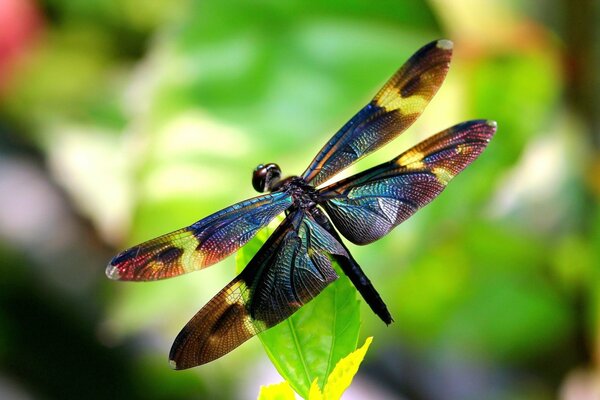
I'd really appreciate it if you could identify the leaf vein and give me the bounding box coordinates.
[288,317,312,388]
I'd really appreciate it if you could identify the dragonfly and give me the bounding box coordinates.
[107,39,497,369]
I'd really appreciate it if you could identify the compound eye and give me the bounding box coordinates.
[264,163,281,178]
[252,163,282,193]
[252,166,268,193]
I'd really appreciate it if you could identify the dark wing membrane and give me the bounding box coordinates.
[318,120,497,245]
[301,39,453,187]
[169,210,347,369]
[106,192,292,281]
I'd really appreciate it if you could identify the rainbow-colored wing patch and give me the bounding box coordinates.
[318,120,497,245]
[168,210,346,369]
[106,192,292,281]
[301,39,453,187]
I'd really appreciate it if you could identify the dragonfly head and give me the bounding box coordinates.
[252,163,281,193]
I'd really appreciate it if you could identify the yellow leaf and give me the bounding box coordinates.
[257,381,296,400]
[322,337,373,400]
[308,378,323,400]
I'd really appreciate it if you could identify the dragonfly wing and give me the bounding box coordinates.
[301,39,453,187]
[168,210,347,369]
[107,192,292,281]
[318,120,497,244]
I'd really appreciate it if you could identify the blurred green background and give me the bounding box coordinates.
[1,0,599,399]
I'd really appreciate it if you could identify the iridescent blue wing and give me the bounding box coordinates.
[301,39,453,187]
[106,192,292,281]
[168,210,347,369]
[318,120,497,245]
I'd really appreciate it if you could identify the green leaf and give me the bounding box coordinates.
[257,381,296,400]
[260,272,360,398]
[236,220,361,399]
[257,336,374,400]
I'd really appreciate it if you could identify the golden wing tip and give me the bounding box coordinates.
[436,39,453,51]
[168,359,178,370]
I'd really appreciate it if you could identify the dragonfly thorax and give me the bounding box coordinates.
[276,176,317,210]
